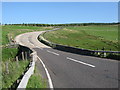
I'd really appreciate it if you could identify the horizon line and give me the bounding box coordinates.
[1,22,119,24]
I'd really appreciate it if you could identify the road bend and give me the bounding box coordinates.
[15,30,119,88]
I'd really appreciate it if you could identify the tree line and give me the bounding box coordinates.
[3,22,119,27]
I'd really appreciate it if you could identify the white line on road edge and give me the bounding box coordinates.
[47,50,59,56]
[66,57,95,68]
[37,56,54,90]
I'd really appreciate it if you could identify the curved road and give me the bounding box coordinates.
[15,29,119,88]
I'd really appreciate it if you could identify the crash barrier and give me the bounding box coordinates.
[38,33,120,60]
[17,52,37,89]
[15,45,37,89]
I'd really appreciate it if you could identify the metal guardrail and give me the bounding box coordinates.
[39,34,120,53]
[38,31,120,60]
[90,50,119,53]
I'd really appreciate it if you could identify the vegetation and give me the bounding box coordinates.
[2,25,53,45]
[1,23,119,88]
[2,48,18,61]
[2,25,51,88]
[2,58,29,88]
[2,47,30,88]
[43,25,118,51]
[4,22,119,27]
[26,66,47,88]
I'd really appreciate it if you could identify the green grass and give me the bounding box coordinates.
[2,47,30,88]
[2,25,53,45]
[2,60,29,88]
[26,66,47,88]
[2,48,18,61]
[44,25,118,51]
[2,25,51,88]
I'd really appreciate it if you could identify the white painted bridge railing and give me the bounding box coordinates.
[17,51,37,89]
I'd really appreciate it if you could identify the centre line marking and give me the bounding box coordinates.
[47,50,59,56]
[66,57,95,68]
[28,40,43,50]
[27,40,34,46]
[36,46,43,50]
[37,56,54,90]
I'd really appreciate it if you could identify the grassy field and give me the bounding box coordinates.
[2,25,53,45]
[44,25,118,51]
[2,25,51,88]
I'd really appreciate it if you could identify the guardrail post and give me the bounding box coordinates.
[22,52,25,60]
[28,50,31,57]
[25,52,27,60]
[104,52,107,57]
[97,52,100,56]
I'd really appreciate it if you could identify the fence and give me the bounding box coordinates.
[16,45,37,89]
[5,44,37,89]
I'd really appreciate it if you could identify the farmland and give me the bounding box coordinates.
[43,25,118,51]
[2,25,53,45]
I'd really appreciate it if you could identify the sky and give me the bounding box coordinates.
[1,0,120,2]
[2,2,118,24]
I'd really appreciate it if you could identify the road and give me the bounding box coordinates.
[15,29,119,88]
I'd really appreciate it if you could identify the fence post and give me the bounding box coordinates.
[25,52,27,60]
[16,56,19,67]
[6,62,9,74]
[22,52,25,60]
[16,56,18,61]
[29,50,31,58]
[9,58,10,61]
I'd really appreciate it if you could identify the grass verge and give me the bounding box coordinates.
[43,25,118,51]
[2,47,30,88]
[2,59,29,88]
[26,66,47,88]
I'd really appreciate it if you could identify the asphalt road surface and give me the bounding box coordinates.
[15,29,119,88]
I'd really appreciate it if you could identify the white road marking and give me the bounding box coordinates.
[27,40,35,46]
[30,42,35,46]
[66,57,95,68]
[37,56,54,90]
[47,50,59,56]
[28,40,43,50]
[36,46,43,50]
